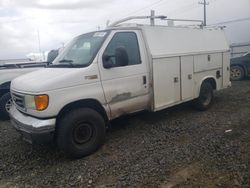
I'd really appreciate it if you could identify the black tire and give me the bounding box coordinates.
[193,82,214,111]
[0,92,12,120]
[56,108,106,158]
[230,65,244,81]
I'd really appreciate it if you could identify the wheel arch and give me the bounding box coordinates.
[203,77,217,90]
[0,81,11,98]
[197,76,217,97]
[56,99,109,126]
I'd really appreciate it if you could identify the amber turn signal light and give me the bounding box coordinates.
[34,95,49,111]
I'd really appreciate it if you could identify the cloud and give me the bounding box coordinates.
[0,0,249,59]
[0,23,37,58]
[8,0,116,10]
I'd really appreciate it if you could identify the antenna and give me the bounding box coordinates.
[150,10,155,26]
[37,29,42,60]
[106,20,110,27]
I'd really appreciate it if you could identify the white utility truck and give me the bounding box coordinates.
[9,16,231,158]
[0,62,47,120]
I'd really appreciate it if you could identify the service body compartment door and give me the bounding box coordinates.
[181,56,194,100]
[153,57,180,110]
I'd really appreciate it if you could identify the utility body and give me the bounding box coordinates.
[9,17,231,158]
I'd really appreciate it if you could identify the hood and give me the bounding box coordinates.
[11,67,98,93]
[230,56,243,64]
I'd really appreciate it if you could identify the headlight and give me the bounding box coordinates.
[25,94,49,111]
[25,95,36,110]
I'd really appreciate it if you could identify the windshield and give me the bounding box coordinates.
[52,31,109,67]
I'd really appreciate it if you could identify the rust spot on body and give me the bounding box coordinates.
[110,92,131,103]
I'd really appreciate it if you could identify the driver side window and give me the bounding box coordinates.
[103,32,141,68]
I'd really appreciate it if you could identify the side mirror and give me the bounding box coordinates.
[115,47,128,67]
[102,54,113,69]
[102,47,129,69]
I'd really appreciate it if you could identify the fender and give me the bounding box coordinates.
[196,76,217,97]
[56,98,110,124]
[0,82,11,97]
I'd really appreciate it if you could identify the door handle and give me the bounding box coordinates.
[188,74,192,80]
[174,77,179,83]
[85,75,98,80]
[143,76,147,85]
[216,70,221,78]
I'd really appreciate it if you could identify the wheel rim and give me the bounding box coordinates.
[5,99,12,112]
[230,67,242,80]
[73,122,93,144]
[200,88,212,106]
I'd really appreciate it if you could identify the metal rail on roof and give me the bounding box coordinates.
[109,15,167,27]
[109,16,204,28]
[108,9,226,29]
[164,19,204,25]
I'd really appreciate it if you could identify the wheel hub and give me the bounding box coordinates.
[231,68,242,79]
[5,99,12,112]
[73,123,93,144]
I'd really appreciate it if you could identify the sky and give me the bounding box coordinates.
[0,0,250,59]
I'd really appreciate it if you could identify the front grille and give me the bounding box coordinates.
[12,92,25,111]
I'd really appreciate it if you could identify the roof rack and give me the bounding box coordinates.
[109,15,167,27]
[109,10,204,28]
[164,18,204,26]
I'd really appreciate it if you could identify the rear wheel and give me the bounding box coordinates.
[0,92,12,120]
[56,108,106,158]
[230,65,244,81]
[193,82,214,111]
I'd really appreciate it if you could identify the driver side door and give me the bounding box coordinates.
[98,31,150,119]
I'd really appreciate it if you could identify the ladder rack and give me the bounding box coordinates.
[109,15,167,27]
[109,14,204,28]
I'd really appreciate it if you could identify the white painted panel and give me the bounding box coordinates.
[193,69,223,98]
[98,30,150,119]
[194,53,222,73]
[142,26,229,58]
[181,56,194,100]
[153,57,180,109]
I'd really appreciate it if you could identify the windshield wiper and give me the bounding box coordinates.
[48,59,75,68]
[48,59,89,68]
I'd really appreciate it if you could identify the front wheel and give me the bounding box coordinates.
[56,108,106,158]
[0,92,12,120]
[193,82,214,111]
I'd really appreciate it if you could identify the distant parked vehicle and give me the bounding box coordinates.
[230,52,250,81]
[0,62,47,120]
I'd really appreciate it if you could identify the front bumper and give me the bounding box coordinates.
[9,105,56,143]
